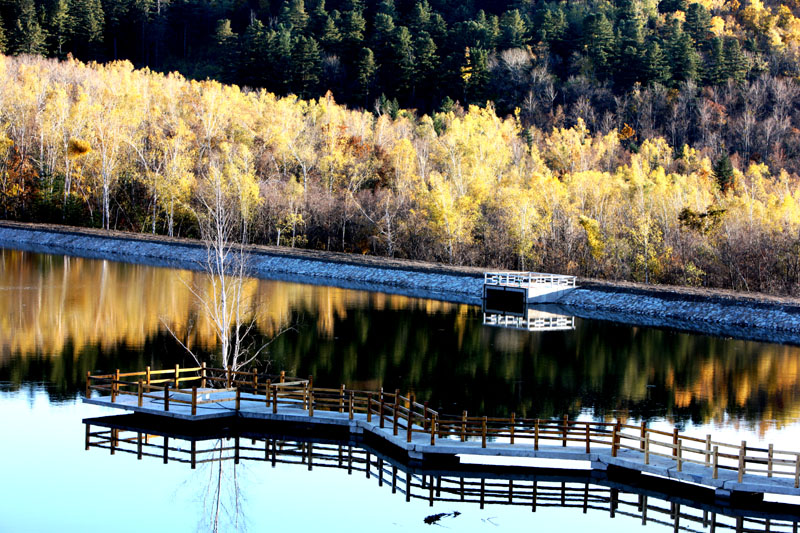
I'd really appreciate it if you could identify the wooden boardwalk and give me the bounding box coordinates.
[84,366,800,500]
[84,414,800,533]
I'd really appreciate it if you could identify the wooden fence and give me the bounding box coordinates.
[86,367,800,488]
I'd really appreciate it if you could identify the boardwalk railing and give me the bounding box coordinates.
[86,368,800,488]
[484,272,577,288]
[85,430,800,533]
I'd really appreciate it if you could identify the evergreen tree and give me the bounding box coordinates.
[309,0,328,35]
[684,3,711,47]
[714,153,734,192]
[240,20,269,87]
[705,37,726,86]
[0,15,7,53]
[67,0,103,56]
[462,46,489,103]
[392,26,415,97]
[414,31,438,98]
[281,0,309,34]
[615,14,646,87]
[643,40,670,86]
[46,0,70,56]
[377,0,396,19]
[499,9,526,49]
[340,8,365,60]
[292,35,321,97]
[11,0,48,55]
[355,46,376,105]
[583,13,614,80]
[213,19,238,84]
[410,0,432,35]
[669,29,699,83]
[319,16,341,53]
[371,12,395,68]
[723,38,748,83]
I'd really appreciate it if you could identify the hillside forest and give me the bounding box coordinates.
[0,0,800,294]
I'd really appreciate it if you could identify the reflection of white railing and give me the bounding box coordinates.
[484,272,577,288]
[483,312,576,332]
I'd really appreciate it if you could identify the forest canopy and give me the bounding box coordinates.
[1,53,800,295]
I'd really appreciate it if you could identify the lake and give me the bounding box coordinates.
[1,247,799,532]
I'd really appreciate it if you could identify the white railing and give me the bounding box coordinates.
[484,272,577,288]
[483,313,576,332]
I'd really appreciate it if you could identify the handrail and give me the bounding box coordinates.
[86,367,800,488]
[484,271,577,288]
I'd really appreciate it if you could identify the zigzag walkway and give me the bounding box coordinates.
[83,366,800,500]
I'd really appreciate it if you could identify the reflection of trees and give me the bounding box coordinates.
[3,249,800,428]
[193,439,244,533]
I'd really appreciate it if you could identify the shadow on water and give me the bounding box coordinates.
[84,414,800,531]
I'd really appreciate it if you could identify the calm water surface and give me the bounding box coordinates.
[1,248,800,532]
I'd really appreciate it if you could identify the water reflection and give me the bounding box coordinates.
[84,414,800,532]
[483,308,576,332]
[3,248,800,431]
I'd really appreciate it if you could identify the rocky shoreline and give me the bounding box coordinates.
[1,221,799,344]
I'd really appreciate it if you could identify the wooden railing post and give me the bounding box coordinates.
[406,409,413,443]
[393,390,400,436]
[265,379,271,407]
[146,366,151,392]
[640,422,646,451]
[174,364,180,389]
[85,423,91,450]
[85,371,91,399]
[137,379,143,407]
[272,386,278,414]
[562,414,568,447]
[226,368,232,389]
[585,423,590,453]
[430,413,436,446]
[768,444,774,478]
[367,394,372,423]
[200,363,206,388]
[481,416,487,448]
[535,419,539,450]
[461,411,467,442]
[349,391,354,421]
[164,383,170,412]
[339,384,345,413]
[280,371,285,383]
[794,455,800,488]
[677,439,683,472]
[672,428,679,457]
[252,368,258,392]
[738,441,746,483]
[192,387,198,416]
[713,446,719,479]
[612,421,619,457]
[236,388,241,411]
[645,432,651,464]
[309,391,314,417]
[705,435,712,467]
[379,388,385,428]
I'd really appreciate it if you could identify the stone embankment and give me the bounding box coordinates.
[2,221,799,343]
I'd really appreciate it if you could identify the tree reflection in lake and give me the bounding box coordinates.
[3,248,800,431]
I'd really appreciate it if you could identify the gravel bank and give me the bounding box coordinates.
[2,221,798,344]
